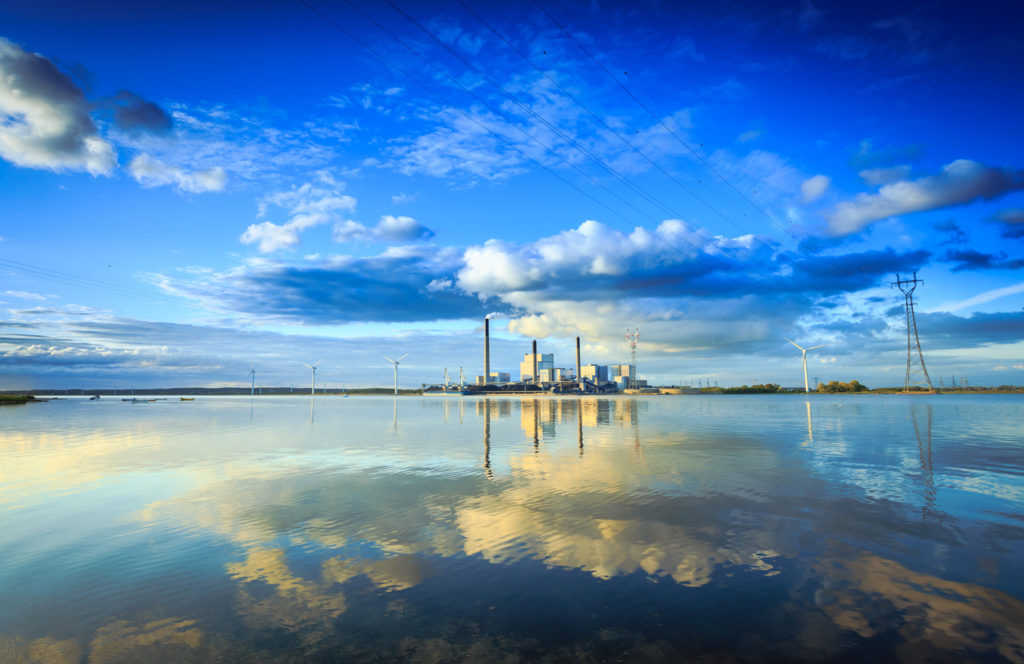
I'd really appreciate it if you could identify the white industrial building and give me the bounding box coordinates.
[476,371,511,384]
[520,353,554,382]
[580,364,608,383]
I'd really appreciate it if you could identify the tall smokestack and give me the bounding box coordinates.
[532,339,538,384]
[484,318,490,383]
[576,336,582,390]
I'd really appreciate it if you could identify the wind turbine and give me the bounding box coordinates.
[384,353,408,395]
[784,338,826,393]
[303,360,322,396]
[248,365,256,397]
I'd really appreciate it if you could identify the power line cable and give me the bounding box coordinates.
[0,257,189,306]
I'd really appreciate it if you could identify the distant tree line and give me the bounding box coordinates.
[705,383,781,394]
[816,380,868,393]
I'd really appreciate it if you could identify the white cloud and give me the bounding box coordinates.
[457,219,724,302]
[376,215,433,241]
[332,220,371,243]
[858,165,911,186]
[380,72,696,182]
[0,38,116,175]
[800,174,830,203]
[2,290,50,301]
[332,215,434,243]
[391,192,416,204]
[931,282,1024,314]
[241,183,357,253]
[129,154,226,193]
[827,160,1024,236]
[116,103,342,187]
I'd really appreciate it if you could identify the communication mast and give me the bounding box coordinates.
[892,272,933,393]
[625,328,640,389]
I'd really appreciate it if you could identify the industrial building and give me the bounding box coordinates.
[520,353,553,382]
[476,371,511,384]
[453,316,642,394]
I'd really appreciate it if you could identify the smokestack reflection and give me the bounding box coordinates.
[483,398,493,479]
[484,318,490,383]
[577,399,584,455]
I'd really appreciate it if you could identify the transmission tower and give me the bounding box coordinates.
[625,328,640,389]
[892,272,933,393]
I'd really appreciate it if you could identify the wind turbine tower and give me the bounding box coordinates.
[784,338,826,393]
[248,366,256,397]
[303,360,322,396]
[625,328,640,390]
[384,353,408,396]
[892,272,933,392]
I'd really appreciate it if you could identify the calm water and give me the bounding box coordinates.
[2,394,1023,663]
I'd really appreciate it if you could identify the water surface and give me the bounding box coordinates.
[2,394,1023,662]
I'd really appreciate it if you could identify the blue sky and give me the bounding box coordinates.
[1,0,1023,390]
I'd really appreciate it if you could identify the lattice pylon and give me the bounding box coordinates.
[892,273,933,392]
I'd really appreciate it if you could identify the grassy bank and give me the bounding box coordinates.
[0,394,34,405]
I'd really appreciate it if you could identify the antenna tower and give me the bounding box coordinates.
[625,328,640,390]
[892,272,933,393]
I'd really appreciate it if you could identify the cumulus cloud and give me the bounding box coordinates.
[333,215,434,243]
[241,183,357,252]
[376,215,434,241]
[801,174,830,203]
[826,159,1024,236]
[129,154,226,193]
[0,37,115,175]
[457,219,725,300]
[450,219,931,357]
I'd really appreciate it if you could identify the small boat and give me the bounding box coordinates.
[89,394,101,400]
[180,397,195,401]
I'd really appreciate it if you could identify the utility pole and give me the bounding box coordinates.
[625,328,640,390]
[892,272,933,393]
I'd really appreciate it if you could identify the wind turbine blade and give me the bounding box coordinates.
[314,359,323,367]
[397,353,408,362]
[383,355,395,364]
[302,363,312,369]
[783,337,805,351]
[806,344,826,351]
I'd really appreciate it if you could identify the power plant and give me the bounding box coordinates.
[424,317,647,395]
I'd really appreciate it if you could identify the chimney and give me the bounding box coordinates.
[532,339,538,384]
[576,336,582,390]
[484,318,490,383]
